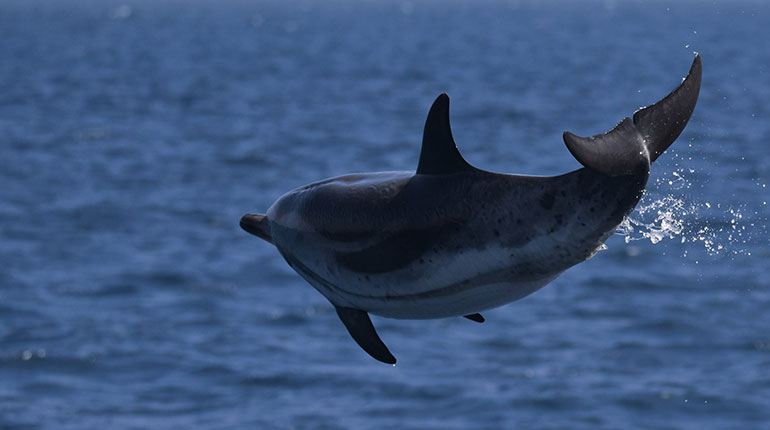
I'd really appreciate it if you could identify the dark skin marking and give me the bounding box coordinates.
[320,229,376,243]
[336,223,460,274]
[540,192,555,210]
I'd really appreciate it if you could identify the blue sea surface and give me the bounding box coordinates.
[1,0,769,428]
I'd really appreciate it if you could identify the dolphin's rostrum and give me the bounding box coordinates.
[241,55,702,364]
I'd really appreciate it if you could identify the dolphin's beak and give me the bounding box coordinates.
[240,213,273,243]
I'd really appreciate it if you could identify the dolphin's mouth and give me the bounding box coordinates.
[240,213,273,243]
[239,214,261,235]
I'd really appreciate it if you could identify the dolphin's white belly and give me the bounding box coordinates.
[272,220,581,318]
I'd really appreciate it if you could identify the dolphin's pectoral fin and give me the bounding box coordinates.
[240,213,273,244]
[335,306,397,364]
[463,313,485,323]
[416,93,476,175]
[563,54,702,176]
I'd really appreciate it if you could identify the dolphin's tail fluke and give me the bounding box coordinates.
[563,54,702,176]
[240,213,273,243]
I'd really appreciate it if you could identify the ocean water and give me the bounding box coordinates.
[1,0,769,428]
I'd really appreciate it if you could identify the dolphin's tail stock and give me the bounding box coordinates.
[563,54,702,176]
[240,213,273,244]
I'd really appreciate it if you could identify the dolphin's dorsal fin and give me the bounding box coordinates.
[416,93,475,175]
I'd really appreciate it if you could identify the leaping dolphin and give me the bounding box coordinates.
[241,54,702,364]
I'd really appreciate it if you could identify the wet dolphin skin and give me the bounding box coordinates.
[241,55,701,364]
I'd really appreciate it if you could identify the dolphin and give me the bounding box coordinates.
[241,54,702,364]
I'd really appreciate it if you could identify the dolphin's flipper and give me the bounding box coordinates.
[335,306,397,364]
[240,213,273,244]
[416,93,476,175]
[463,313,485,323]
[563,54,702,176]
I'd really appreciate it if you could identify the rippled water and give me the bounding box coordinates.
[2,1,769,429]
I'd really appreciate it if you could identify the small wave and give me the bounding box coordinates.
[618,195,686,245]
[616,168,768,256]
